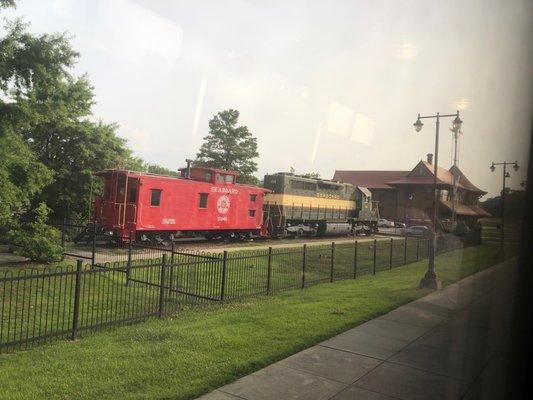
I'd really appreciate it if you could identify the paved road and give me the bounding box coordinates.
[198,258,517,400]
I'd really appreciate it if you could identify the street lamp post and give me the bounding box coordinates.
[413,111,463,290]
[490,161,519,258]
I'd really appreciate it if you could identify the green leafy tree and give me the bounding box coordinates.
[10,203,63,262]
[195,109,259,184]
[1,1,139,237]
[0,11,137,221]
[0,126,52,233]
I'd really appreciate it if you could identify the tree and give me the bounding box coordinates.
[0,9,138,221]
[195,109,259,183]
[17,76,134,219]
[10,202,63,263]
[0,126,52,233]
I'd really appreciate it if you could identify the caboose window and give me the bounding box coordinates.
[216,174,225,183]
[225,175,234,184]
[199,193,208,208]
[248,209,256,217]
[205,172,212,182]
[250,194,257,202]
[150,189,162,206]
[128,187,137,203]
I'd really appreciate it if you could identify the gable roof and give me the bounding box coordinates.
[333,170,409,189]
[333,161,486,194]
[388,161,486,193]
[449,165,485,193]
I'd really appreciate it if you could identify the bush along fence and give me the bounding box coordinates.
[0,232,480,353]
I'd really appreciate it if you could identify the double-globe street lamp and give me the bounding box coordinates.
[490,161,519,258]
[413,111,463,289]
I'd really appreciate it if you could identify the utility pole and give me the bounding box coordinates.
[490,161,520,258]
[413,111,463,290]
[450,124,461,223]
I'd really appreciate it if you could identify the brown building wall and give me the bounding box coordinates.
[371,185,480,225]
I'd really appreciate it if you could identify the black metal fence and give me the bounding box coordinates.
[0,233,480,353]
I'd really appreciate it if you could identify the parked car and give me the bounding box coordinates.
[377,218,395,228]
[394,222,406,228]
[402,225,429,237]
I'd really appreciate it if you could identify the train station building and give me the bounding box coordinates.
[333,154,490,226]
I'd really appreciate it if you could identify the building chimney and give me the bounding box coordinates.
[427,153,433,165]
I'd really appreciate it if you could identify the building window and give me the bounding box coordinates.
[150,189,162,206]
[199,193,208,208]
[249,209,256,217]
[250,194,257,202]
[128,187,137,203]
[205,172,212,182]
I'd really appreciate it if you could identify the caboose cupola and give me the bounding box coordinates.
[178,165,239,184]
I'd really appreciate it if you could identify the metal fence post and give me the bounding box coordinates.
[158,254,167,317]
[126,231,132,285]
[330,242,335,282]
[416,239,420,261]
[373,239,377,275]
[168,240,175,296]
[403,236,408,265]
[61,217,66,247]
[266,247,273,295]
[71,259,83,340]
[301,244,307,289]
[389,237,393,269]
[220,251,228,301]
[353,240,358,279]
[91,223,96,267]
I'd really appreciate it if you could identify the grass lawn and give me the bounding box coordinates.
[0,244,512,400]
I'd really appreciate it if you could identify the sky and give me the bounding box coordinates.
[4,0,532,197]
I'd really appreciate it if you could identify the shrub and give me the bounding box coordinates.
[11,203,63,263]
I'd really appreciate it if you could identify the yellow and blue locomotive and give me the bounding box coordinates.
[262,173,378,237]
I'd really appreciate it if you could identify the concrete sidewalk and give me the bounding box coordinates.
[198,258,517,400]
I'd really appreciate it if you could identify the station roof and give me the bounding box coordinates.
[332,170,409,189]
[334,160,486,194]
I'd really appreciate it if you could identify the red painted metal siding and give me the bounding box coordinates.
[94,171,268,236]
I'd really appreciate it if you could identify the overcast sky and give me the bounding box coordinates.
[5,0,532,197]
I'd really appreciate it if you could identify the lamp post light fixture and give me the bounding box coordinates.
[490,160,519,258]
[413,111,463,290]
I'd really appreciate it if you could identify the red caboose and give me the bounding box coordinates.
[93,164,270,243]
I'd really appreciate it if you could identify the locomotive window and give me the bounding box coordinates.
[292,180,317,191]
[248,209,256,217]
[128,187,137,203]
[290,180,305,190]
[199,193,208,208]
[150,189,162,206]
[250,194,257,202]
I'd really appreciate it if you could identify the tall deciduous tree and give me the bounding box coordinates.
[195,109,259,184]
[0,2,137,224]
